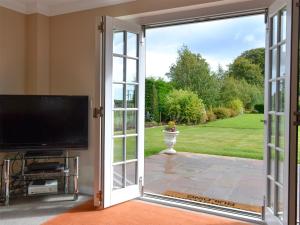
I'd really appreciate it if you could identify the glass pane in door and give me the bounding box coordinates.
[113,31,124,55]
[126,85,137,108]
[127,32,138,57]
[113,57,124,82]
[113,84,124,108]
[126,111,137,134]
[113,164,125,189]
[114,111,124,135]
[127,59,138,82]
[270,82,276,111]
[272,15,278,45]
[126,162,137,186]
[114,138,124,163]
[126,136,137,160]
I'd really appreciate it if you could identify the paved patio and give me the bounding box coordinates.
[144,152,264,207]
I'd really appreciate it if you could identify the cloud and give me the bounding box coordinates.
[146,50,177,80]
[244,34,255,43]
[146,43,180,79]
[146,14,265,78]
[203,54,232,71]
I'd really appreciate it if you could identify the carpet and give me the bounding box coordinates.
[42,199,251,225]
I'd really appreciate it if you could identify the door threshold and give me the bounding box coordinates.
[141,192,266,225]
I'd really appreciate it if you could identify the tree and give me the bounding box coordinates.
[155,78,173,121]
[145,78,173,122]
[145,78,159,122]
[167,46,220,107]
[220,77,263,110]
[240,48,265,74]
[212,64,227,79]
[228,57,263,87]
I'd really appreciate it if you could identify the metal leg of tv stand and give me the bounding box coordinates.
[73,156,79,200]
[4,160,10,206]
[64,151,69,194]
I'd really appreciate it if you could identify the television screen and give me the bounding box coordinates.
[0,95,89,151]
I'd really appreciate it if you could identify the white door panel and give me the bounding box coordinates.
[264,0,298,224]
[99,16,145,208]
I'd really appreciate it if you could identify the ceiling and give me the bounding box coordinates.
[0,0,136,16]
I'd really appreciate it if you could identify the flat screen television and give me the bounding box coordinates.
[0,95,89,151]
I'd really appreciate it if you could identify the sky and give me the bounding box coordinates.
[145,15,265,80]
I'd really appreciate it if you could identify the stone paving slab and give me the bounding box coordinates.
[145,152,264,206]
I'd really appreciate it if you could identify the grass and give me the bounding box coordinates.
[145,114,265,160]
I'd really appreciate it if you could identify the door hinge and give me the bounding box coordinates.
[93,106,104,118]
[96,190,102,202]
[264,8,268,24]
[98,22,104,32]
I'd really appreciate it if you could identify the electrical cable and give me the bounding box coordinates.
[11,152,22,175]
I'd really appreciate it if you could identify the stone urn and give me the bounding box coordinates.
[160,130,180,155]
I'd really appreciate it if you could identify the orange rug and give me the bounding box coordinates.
[42,200,251,225]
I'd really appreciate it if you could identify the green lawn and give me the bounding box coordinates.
[145,114,265,160]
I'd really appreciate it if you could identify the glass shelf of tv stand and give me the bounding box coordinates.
[1,152,79,206]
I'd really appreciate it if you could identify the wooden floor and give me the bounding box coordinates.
[42,199,252,225]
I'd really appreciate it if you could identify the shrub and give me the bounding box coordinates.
[165,89,207,124]
[165,121,176,132]
[254,104,264,113]
[228,108,238,117]
[226,99,244,115]
[213,107,231,119]
[206,111,217,121]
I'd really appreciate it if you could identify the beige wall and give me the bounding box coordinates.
[50,11,97,193]
[0,7,50,95]
[26,14,50,94]
[0,6,26,95]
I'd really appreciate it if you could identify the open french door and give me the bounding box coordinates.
[96,16,145,208]
[264,0,298,224]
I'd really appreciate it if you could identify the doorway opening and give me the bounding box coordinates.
[143,14,266,216]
